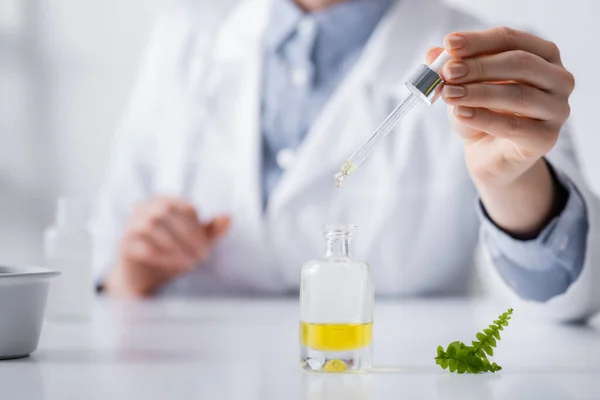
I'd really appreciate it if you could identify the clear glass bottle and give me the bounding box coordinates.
[44,198,93,319]
[299,225,374,372]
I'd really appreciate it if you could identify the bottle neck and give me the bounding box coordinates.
[325,238,351,258]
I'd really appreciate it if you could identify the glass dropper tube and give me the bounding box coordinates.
[334,94,419,188]
[334,50,452,188]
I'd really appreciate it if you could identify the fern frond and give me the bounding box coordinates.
[435,308,513,374]
[435,342,485,374]
[471,308,512,359]
[435,341,502,374]
[481,356,502,373]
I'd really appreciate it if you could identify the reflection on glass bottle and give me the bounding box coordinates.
[299,225,374,372]
[44,198,93,319]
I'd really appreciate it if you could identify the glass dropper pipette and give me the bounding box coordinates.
[334,50,452,188]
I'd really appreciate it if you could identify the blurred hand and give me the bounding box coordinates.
[427,27,575,236]
[105,197,230,298]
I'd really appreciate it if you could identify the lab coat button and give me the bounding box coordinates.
[276,149,296,169]
[291,68,309,87]
[297,17,316,37]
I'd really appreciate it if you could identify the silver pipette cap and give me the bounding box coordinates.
[405,50,452,105]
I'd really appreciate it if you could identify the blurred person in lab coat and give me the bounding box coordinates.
[92,0,600,322]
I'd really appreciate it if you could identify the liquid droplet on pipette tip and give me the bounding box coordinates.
[334,172,345,188]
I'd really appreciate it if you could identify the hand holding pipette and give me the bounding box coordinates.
[430,28,575,238]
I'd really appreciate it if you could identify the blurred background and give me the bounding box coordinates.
[1,0,599,267]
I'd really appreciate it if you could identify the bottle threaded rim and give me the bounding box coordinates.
[324,224,356,239]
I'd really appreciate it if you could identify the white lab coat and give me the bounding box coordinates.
[92,0,600,321]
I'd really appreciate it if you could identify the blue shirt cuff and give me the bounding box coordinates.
[478,168,589,301]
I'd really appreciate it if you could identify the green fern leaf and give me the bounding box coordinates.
[467,364,479,373]
[447,342,458,357]
[474,348,485,358]
[483,344,493,356]
[481,358,495,373]
[471,308,512,360]
[435,308,513,374]
[435,341,486,374]
[482,357,502,372]
[437,345,445,357]
[449,359,458,372]
[466,353,484,372]
[436,358,449,369]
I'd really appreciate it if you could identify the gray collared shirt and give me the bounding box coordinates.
[261,0,393,201]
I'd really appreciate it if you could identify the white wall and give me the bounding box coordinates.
[0,0,166,265]
[42,0,168,199]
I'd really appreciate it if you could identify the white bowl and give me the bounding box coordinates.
[0,266,59,360]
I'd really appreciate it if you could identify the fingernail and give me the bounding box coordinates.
[444,35,465,50]
[455,106,474,118]
[444,85,466,98]
[445,62,468,79]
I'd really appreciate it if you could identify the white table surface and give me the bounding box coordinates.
[1,298,599,400]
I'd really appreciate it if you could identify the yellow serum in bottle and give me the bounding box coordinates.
[300,322,373,352]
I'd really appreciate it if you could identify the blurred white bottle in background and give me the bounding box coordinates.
[44,198,93,319]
